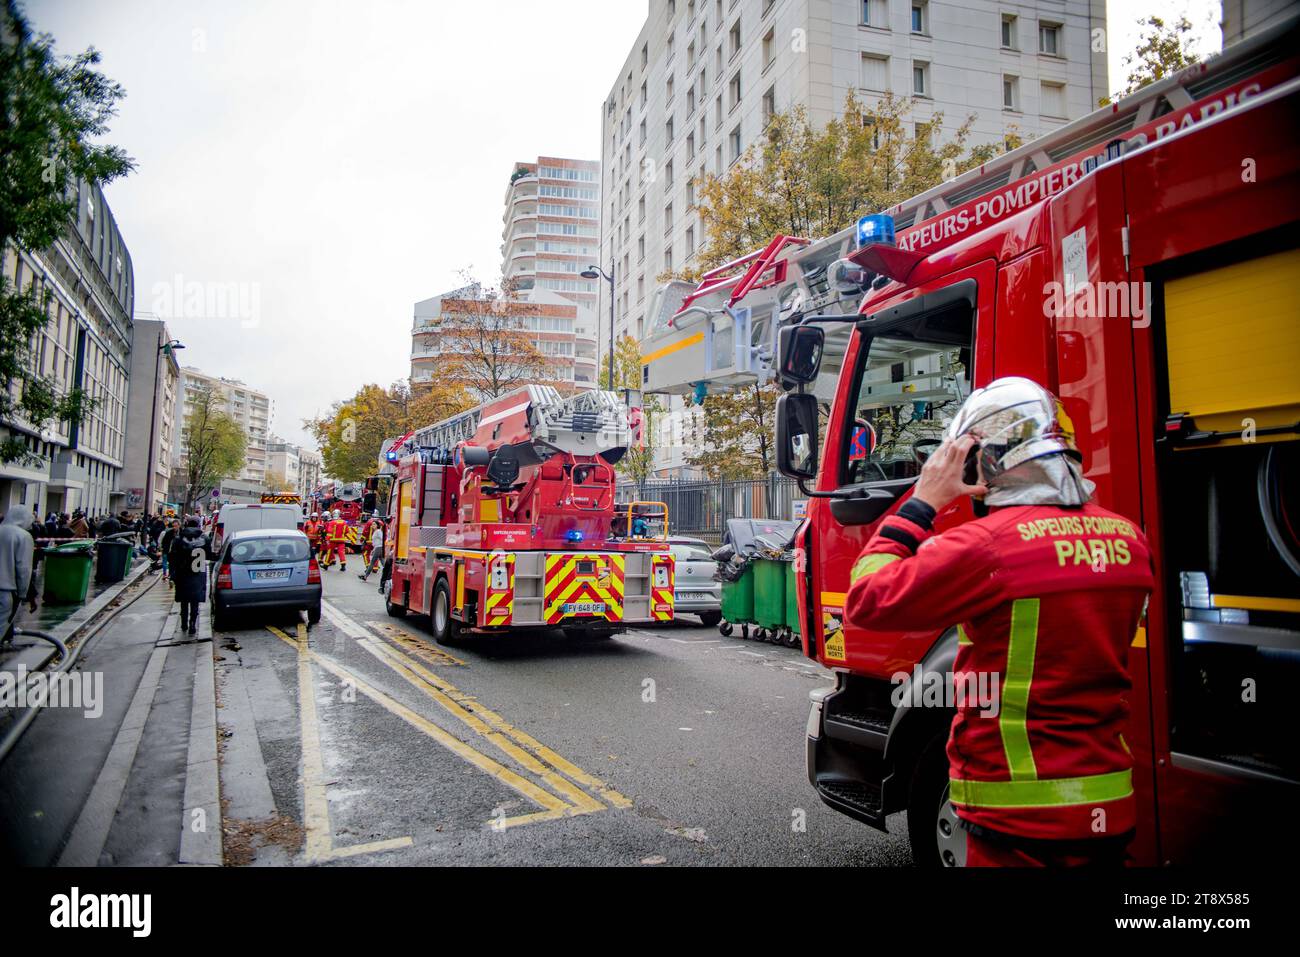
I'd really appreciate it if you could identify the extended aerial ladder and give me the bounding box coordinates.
[640,23,1300,401]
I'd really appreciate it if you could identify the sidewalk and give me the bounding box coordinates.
[0,572,222,866]
[0,557,153,676]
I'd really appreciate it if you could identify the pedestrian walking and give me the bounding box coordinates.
[159,519,180,583]
[359,519,385,581]
[168,519,208,636]
[0,506,35,647]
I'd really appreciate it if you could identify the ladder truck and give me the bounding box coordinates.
[380,386,675,644]
[640,18,1300,866]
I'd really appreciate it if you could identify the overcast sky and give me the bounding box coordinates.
[25,0,1222,452]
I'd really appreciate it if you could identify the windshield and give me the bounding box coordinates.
[842,331,972,487]
[230,537,309,564]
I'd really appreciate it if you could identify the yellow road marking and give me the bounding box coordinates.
[268,624,414,862]
[366,621,467,667]
[268,625,571,829]
[361,638,608,815]
[325,600,632,816]
[361,625,632,809]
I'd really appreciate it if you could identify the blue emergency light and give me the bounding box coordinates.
[856,214,896,248]
[566,529,585,543]
[385,449,400,463]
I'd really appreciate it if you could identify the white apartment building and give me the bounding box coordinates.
[266,437,322,498]
[0,179,136,518]
[177,367,274,485]
[501,156,603,309]
[601,0,1107,475]
[411,285,601,394]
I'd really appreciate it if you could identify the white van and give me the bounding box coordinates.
[212,503,304,556]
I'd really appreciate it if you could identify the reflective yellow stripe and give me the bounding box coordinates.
[949,770,1133,808]
[956,624,972,646]
[849,552,901,584]
[1001,598,1040,781]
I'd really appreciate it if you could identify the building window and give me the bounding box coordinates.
[861,0,887,28]
[1039,22,1061,56]
[666,116,675,143]
[667,74,675,102]
[1003,75,1019,111]
[912,61,929,97]
[1001,14,1017,50]
[638,195,646,223]
[687,131,696,159]
[664,245,674,273]
[686,225,696,256]
[729,124,742,162]
[664,202,674,234]
[666,159,675,187]
[687,84,696,115]
[861,53,889,92]
[688,40,696,68]
[728,71,741,109]
[1040,80,1066,117]
[638,235,646,261]
[640,81,647,109]
[639,119,647,146]
[762,85,776,124]
[762,28,775,71]
[911,2,927,34]
[641,42,649,69]
[729,19,741,59]
[668,32,676,60]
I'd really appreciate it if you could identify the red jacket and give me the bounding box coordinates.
[845,497,1153,841]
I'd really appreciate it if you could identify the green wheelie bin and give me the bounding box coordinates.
[783,564,801,647]
[752,559,788,637]
[44,541,94,604]
[720,564,755,626]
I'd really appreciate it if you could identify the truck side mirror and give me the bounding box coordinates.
[776,392,820,481]
[777,325,825,388]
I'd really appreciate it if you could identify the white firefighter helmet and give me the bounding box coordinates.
[944,376,1093,507]
[332,509,342,520]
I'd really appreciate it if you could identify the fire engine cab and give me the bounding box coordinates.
[641,19,1300,865]
[381,386,675,643]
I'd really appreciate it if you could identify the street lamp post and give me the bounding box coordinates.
[580,260,616,391]
[145,335,185,516]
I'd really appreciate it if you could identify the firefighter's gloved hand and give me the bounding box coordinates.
[912,434,988,512]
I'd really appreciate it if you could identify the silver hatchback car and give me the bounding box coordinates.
[668,538,721,627]
[210,529,322,631]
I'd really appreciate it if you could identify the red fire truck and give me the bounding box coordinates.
[642,20,1300,865]
[381,386,675,643]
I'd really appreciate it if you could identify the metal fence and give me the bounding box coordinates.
[616,475,803,543]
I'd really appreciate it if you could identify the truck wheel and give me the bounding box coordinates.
[431,578,462,646]
[699,611,722,628]
[719,621,733,636]
[384,583,406,619]
[907,731,965,867]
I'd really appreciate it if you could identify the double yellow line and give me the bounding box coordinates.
[268,602,631,857]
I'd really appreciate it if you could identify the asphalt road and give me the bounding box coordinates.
[214,566,913,866]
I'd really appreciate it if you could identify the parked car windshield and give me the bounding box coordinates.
[672,544,714,562]
[230,537,309,564]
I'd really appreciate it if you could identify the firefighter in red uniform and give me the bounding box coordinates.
[323,509,349,571]
[844,377,1153,867]
[303,512,322,558]
[358,513,376,569]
